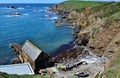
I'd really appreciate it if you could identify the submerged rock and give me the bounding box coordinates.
[7,6,18,9]
[10,12,22,16]
[11,57,21,64]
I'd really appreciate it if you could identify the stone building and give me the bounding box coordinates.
[11,40,53,73]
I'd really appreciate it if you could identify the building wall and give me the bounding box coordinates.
[21,51,35,69]
[14,49,35,70]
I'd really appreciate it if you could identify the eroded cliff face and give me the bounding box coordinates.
[78,14,120,56]
[76,12,120,67]
[51,1,120,66]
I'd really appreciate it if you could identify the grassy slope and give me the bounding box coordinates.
[0,72,48,78]
[107,49,120,78]
[109,11,120,19]
[106,12,120,78]
[56,1,106,11]
[89,2,120,18]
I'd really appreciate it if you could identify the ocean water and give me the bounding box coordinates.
[0,4,74,64]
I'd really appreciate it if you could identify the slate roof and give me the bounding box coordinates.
[0,63,34,75]
[22,40,42,61]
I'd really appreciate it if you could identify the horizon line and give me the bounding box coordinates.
[0,3,58,4]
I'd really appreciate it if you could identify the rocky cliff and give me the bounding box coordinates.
[51,1,120,67]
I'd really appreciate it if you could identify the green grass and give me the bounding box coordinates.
[107,49,120,78]
[109,11,120,19]
[57,1,120,18]
[99,3,120,18]
[57,1,106,11]
[0,72,49,78]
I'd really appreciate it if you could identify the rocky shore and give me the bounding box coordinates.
[50,39,75,57]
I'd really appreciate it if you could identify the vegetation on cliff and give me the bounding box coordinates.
[55,1,106,11]
[0,72,49,78]
[53,1,120,27]
[106,49,120,78]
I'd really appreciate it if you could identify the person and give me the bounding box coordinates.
[38,69,43,74]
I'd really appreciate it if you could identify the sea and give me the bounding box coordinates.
[0,4,74,64]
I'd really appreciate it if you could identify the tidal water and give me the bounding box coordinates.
[0,4,74,64]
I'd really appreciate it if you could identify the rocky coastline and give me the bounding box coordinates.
[49,1,120,68]
[50,39,75,58]
[48,7,80,60]
[48,3,90,62]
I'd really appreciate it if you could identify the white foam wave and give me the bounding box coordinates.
[33,9,46,12]
[39,16,59,20]
[23,13,29,16]
[4,14,22,17]
[50,17,58,20]
[18,7,24,10]
[44,7,49,10]
[45,15,50,17]
[39,9,47,12]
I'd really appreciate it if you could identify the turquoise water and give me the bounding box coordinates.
[0,4,74,64]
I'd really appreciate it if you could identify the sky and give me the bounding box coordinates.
[0,0,119,3]
[0,0,66,3]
